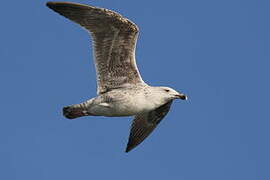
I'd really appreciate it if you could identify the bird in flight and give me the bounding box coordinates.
[46,1,187,152]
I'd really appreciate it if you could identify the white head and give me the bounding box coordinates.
[153,86,187,102]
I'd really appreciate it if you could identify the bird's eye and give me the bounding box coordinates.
[165,89,170,92]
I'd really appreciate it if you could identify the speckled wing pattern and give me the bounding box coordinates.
[126,101,173,152]
[46,2,144,94]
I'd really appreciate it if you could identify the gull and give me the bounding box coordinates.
[46,1,187,152]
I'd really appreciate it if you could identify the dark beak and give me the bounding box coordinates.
[175,94,187,100]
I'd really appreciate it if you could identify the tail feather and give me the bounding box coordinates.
[63,105,88,119]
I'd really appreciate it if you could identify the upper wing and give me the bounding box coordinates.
[126,101,173,152]
[46,2,145,94]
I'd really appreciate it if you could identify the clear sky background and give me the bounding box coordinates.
[1,0,269,179]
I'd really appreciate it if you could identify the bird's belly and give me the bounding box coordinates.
[90,99,150,117]
[104,103,143,117]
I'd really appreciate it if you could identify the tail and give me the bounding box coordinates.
[63,100,93,119]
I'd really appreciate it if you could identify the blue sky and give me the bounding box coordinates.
[1,0,269,179]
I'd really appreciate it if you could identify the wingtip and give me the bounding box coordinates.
[125,143,137,153]
[125,143,134,153]
[46,1,66,8]
[46,1,58,10]
[46,1,53,7]
[125,147,130,153]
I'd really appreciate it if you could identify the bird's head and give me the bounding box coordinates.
[157,86,187,101]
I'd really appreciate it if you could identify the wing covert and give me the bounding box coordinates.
[46,2,145,94]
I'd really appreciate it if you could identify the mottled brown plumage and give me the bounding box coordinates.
[46,2,187,152]
[47,1,144,95]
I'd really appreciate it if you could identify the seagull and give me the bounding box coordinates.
[46,1,187,152]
